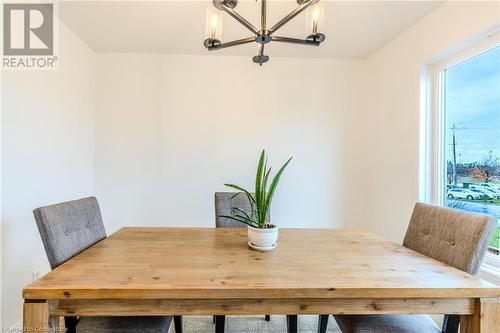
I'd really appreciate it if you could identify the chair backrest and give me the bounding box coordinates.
[403,202,496,274]
[403,202,496,333]
[214,192,270,228]
[33,196,107,269]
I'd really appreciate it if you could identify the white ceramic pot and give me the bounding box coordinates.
[247,225,278,248]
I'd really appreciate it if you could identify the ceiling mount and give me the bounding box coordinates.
[204,0,326,65]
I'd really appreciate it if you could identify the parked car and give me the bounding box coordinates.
[446,188,483,200]
[446,184,460,189]
[469,189,490,200]
[480,188,500,200]
[466,185,496,199]
[480,183,500,191]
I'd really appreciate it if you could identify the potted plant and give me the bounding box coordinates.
[220,150,292,251]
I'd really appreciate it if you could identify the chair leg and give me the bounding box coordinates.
[442,314,460,333]
[215,315,225,333]
[286,315,298,333]
[64,316,78,333]
[213,315,216,324]
[318,315,329,333]
[265,315,271,321]
[174,315,183,333]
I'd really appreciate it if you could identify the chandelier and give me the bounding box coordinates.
[203,0,325,65]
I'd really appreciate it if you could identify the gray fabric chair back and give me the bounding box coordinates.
[403,202,496,333]
[403,202,496,274]
[33,196,107,269]
[215,192,270,228]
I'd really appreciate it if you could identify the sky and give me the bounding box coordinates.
[445,46,500,164]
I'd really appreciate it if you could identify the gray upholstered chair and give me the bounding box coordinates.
[319,202,496,333]
[214,193,296,333]
[33,197,181,333]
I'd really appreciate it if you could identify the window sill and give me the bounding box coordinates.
[478,252,500,286]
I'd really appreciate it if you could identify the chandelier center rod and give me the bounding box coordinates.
[261,0,266,31]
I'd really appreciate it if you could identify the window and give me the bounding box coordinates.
[445,45,500,262]
[423,31,500,283]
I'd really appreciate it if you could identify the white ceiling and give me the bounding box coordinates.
[59,0,442,59]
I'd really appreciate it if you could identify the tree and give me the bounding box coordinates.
[470,155,499,183]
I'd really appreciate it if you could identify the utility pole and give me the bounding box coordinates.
[451,123,457,185]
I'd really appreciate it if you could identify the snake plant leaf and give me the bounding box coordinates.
[230,192,242,199]
[265,156,293,211]
[261,166,272,223]
[264,167,272,190]
[219,215,258,227]
[219,214,249,223]
[229,191,255,213]
[224,183,255,203]
[233,192,256,217]
[231,207,252,220]
[255,150,266,224]
[233,214,256,223]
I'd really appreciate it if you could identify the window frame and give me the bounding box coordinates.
[420,29,500,284]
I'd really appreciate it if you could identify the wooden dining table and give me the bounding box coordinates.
[23,227,499,332]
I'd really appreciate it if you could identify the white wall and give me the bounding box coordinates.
[1,23,95,327]
[362,1,500,242]
[0,40,3,330]
[2,0,499,327]
[95,54,367,232]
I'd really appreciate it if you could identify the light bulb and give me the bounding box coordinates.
[312,6,321,22]
[205,4,223,45]
[311,6,320,34]
[210,14,218,38]
[305,3,324,37]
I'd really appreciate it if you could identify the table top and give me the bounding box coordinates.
[23,227,500,300]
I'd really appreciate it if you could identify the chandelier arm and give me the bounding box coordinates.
[221,4,258,35]
[272,36,320,46]
[207,36,256,51]
[268,0,318,35]
[258,43,265,55]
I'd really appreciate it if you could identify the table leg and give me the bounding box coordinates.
[460,298,499,333]
[65,316,78,333]
[24,300,61,333]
